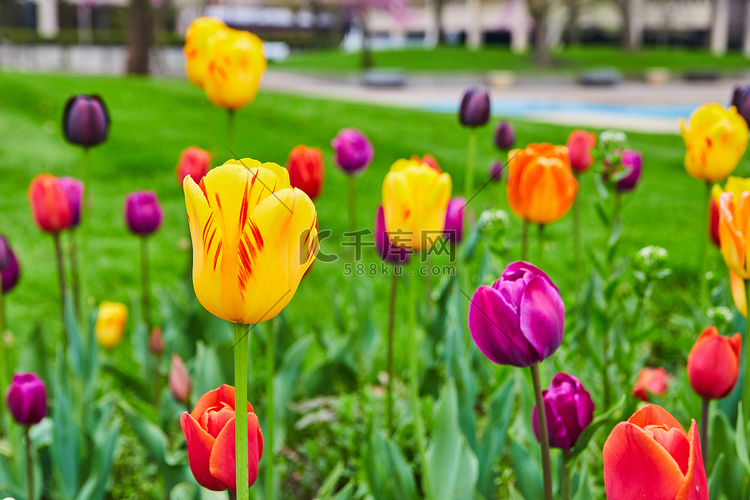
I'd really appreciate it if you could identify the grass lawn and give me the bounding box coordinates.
[278,45,750,76]
[0,70,741,370]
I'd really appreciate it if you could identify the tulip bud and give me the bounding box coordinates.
[28,174,74,233]
[287,145,324,200]
[616,150,642,192]
[124,191,164,236]
[169,354,191,404]
[0,236,9,271]
[59,177,84,228]
[6,372,47,426]
[532,373,595,450]
[0,242,20,294]
[489,160,504,182]
[494,121,515,150]
[95,301,128,349]
[148,327,165,355]
[731,84,750,127]
[331,128,373,175]
[566,129,597,173]
[411,154,441,172]
[444,197,466,244]
[62,95,109,148]
[374,205,409,265]
[687,326,741,400]
[469,261,564,367]
[459,88,490,127]
[709,186,721,248]
[176,146,212,186]
[632,367,669,401]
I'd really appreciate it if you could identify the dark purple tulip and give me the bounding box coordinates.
[459,88,490,127]
[616,150,642,192]
[59,177,84,227]
[0,236,9,271]
[6,372,47,426]
[468,261,564,367]
[489,160,505,183]
[375,205,409,265]
[1,242,20,293]
[63,95,109,147]
[731,84,750,126]
[494,121,515,149]
[532,373,595,450]
[444,197,466,244]
[331,128,374,175]
[125,191,163,236]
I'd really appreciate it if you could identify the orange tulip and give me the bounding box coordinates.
[506,143,578,224]
[28,174,74,233]
[632,367,669,402]
[718,190,750,280]
[603,405,708,500]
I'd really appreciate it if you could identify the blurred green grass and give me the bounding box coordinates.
[278,45,750,75]
[0,70,741,363]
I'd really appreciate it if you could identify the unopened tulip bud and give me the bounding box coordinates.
[687,326,741,400]
[731,84,750,127]
[532,373,595,449]
[494,121,515,150]
[176,146,212,186]
[169,354,191,404]
[632,367,669,401]
[149,328,165,355]
[459,88,490,127]
[0,243,20,294]
[125,191,164,236]
[616,150,642,192]
[709,186,721,248]
[566,129,597,173]
[95,301,128,349]
[28,174,74,233]
[59,177,84,228]
[331,128,373,175]
[6,372,47,426]
[489,160,504,182]
[444,197,466,244]
[287,145,324,200]
[63,95,109,147]
[0,236,9,271]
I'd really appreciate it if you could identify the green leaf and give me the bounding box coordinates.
[192,341,225,400]
[425,379,479,500]
[510,438,543,500]
[476,378,515,499]
[315,461,346,499]
[63,291,83,377]
[736,402,750,476]
[51,347,80,499]
[273,335,314,452]
[708,453,725,500]
[363,427,418,500]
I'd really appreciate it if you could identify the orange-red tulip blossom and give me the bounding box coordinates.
[28,174,73,233]
[632,367,669,402]
[687,326,741,400]
[286,145,324,200]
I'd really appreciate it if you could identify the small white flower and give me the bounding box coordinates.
[479,209,510,232]
[707,306,733,323]
[636,245,668,267]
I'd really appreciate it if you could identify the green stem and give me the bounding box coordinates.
[561,453,571,500]
[386,269,398,434]
[68,231,81,321]
[521,221,529,261]
[602,325,611,409]
[425,251,433,318]
[408,270,430,499]
[700,181,711,319]
[347,175,357,237]
[530,363,553,500]
[234,323,250,500]
[25,426,33,500]
[537,224,545,264]
[266,320,275,500]
[700,397,709,466]
[53,233,67,348]
[80,147,90,326]
[744,280,750,424]
[227,110,236,153]
[141,237,152,333]
[153,353,162,410]
[463,128,477,199]
[573,189,581,281]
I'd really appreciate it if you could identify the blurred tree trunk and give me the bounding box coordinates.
[564,0,581,45]
[619,0,642,50]
[126,0,153,74]
[529,0,550,64]
[710,0,729,55]
[743,0,750,55]
[434,0,445,44]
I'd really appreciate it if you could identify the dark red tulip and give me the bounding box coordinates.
[731,84,750,127]
[494,121,515,150]
[63,95,109,147]
[459,88,490,127]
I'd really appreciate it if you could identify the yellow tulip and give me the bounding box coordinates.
[382,158,452,251]
[679,103,749,182]
[95,301,128,349]
[184,17,227,89]
[731,272,747,318]
[184,159,318,324]
[203,28,267,111]
[724,176,750,200]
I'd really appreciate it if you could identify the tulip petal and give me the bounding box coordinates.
[730,271,747,318]
[603,422,685,500]
[209,413,264,492]
[191,385,253,419]
[519,275,564,361]
[628,404,684,432]
[676,420,709,500]
[181,412,227,491]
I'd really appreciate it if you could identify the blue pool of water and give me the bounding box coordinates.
[426,98,700,120]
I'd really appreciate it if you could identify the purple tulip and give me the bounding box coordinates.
[731,84,750,127]
[468,261,564,367]
[494,121,515,150]
[63,95,109,147]
[489,160,505,183]
[375,205,409,265]
[59,177,84,227]
[444,197,466,244]
[125,191,163,236]
[532,373,595,450]
[616,150,642,193]
[1,241,20,293]
[459,88,490,127]
[331,128,374,175]
[6,373,47,426]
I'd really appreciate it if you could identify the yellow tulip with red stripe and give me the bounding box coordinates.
[382,158,452,251]
[719,190,750,281]
[203,29,267,111]
[184,159,318,324]
[507,143,578,224]
[679,103,749,182]
[184,17,227,89]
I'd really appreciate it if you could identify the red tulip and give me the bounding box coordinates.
[708,185,722,248]
[28,174,74,233]
[180,385,263,492]
[176,146,212,185]
[632,367,669,402]
[566,130,597,173]
[603,405,708,500]
[410,154,441,172]
[286,145,324,200]
[687,326,741,400]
